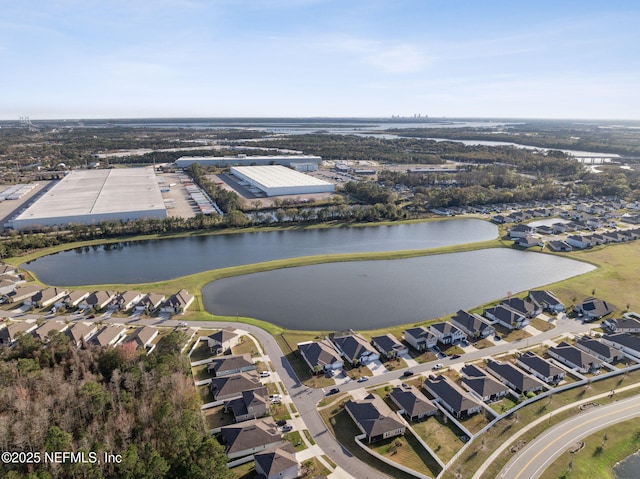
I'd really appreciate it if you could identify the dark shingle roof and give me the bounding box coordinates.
[344,394,405,439]
[424,376,481,414]
[389,386,437,419]
[518,351,564,378]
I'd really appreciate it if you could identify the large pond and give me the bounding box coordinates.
[202,248,595,330]
[23,219,497,285]
[614,450,640,479]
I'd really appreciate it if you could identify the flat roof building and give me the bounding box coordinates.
[175,155,322,168]
[12,167,166,229]
[230,165,334,197]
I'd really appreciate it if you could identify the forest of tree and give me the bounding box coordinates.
[0,331,231,479]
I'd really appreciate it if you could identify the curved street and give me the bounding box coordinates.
[498,395,640,479]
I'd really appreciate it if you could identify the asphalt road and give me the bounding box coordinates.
[498,394,640,479]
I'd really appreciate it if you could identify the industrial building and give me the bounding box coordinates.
[174,154,322,169]
[230,165,334,197]
[12,167,167,229]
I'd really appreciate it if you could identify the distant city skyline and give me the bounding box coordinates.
[2,0,639,120]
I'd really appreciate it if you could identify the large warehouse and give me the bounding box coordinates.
[12,167,167,229]
[230,165,334,197]
[175,154,322,169]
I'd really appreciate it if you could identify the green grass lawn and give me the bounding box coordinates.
[191,364,213,381]
[196,384,213,404]
[459,411,493,435]
[190,339,215,362]
[369,431,442,478]
[283,430,307,451]
[411,414,465,463]
[489,396,519,414]
[231,336,261,357]
[530,316,556,333]
[202,406,234,430]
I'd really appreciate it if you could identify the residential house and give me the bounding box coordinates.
[67,322,98,347]
[10,285,42,304]
[575,336,624,363]
[485,359,545,394]
[208,354,255,377]
[509,224,536,239]
[344,394,406,443]
[547,240,572,252]
[0,264,17,276]
[118,290,145,311]
[566,235,591,249]
[65,290,90,308]
[516,351,565,384]
[500,297,539,318]
[547,342,602,373]
[450,310,494,339]
[601,333,640,359]
[551,222,570,234]
[29,287,68,308]
[429,322,466,345]
[210,372,262,401]
[483,305,530,330]
[254,443,301,479]
[331,330,380,365]
[515,235,543,248]
[131,325,159,350]
[34,321,69,342]
[208,328,241,355]
[81,291,117,311]
[297,340,343,375]
[0,321,38,345]
[528,290,565,313]
[135,293,165,313]
[403,326,437,351]
[602,231,626,243]
[220,417,282,460]
[602,317,640,333]
[460,366,509,403]
[0,279,18,297]
[161,289,195,315]
[423,375,482,419]
[225,386,269,423]
[389,385,437,422]
[371,333,408,359]
[94,325,128,348]
[574,297,616,321]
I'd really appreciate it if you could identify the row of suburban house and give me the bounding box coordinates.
[515,226,640,252]
[0,319,159,351]
[4,284,194,316]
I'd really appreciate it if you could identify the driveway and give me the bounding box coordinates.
[366,359,388,376]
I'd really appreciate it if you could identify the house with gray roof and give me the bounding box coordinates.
[117,290,145,311]
[501,297,539,318]
[429,322,466,345]
[0,264,17,276]
[389,385,437,422]
[0,321,38,346]
[576,336,624,363]
[161,289,194,315]
[331,330,379,366]
[423,375,482,419]
[371,333,408,359]
[208,328,240,355]
[403,326,437,351]
[0,279,18,297]
[131,325,159,350]
[528,290,565,313]
[547,342,602,373]
[566,235,591,249]
[29,287,69,309]
[10,284,42,304]
[297,340,343,374]
[547,240,572,252]
[34,321,69,342]
[65,290,90,308]
[516,351,565,384]
[485,359,545,394]
[94,325,127,348]
[254,443,300,479]
[225,386,269,423]
[483,305,530,330]
[344,394,406,443]
[67,322,98,347]
[461,371,509,403]
[210,371,262,401]
[602,316,640,333]
[81,290,117,311]
[601,333,640,359]
[450,310,494,339]
[208,354,255,377]
[574,297,616,321]
[220,417,282,460]
[134,293,166,313]
[515,235,543,249]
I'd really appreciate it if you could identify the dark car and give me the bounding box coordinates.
[494,335,502,341]
[276,419,287,427]
[327,387,340,395]
[450,354,461,359]
[402,370,414,377]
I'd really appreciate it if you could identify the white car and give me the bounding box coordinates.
[432,363,443,370]
[259,371,270,378]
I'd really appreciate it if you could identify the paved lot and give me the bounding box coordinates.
[0,180,52,228]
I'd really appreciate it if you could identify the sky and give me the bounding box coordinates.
[1,0,639,120]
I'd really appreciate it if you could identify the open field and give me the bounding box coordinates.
[369,431,442,478]
[411,415,465,463]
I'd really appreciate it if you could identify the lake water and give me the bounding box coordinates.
[614,450,640,479]
[201,248,595,330]
[23,219,497,285]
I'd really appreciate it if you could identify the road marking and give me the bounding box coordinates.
[513,400,640,479]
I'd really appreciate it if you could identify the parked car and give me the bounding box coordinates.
[281,425,293,432]
[433,363,443,370]
[402,370,414,377]
[327,388,340,396]
[450,354,461,359]
[494,335,502,341]
[276,419,287,427]
[259,371,270,378]
[177,321,187,327]
[357,376,369,383]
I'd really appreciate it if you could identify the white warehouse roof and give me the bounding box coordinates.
[12,167,167,229]
[230,165,334,197]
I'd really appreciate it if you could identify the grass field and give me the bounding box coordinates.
[369,431,442,478]
[411,414,465,463]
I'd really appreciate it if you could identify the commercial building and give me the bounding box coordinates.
[230,165,334,197]
[12,168,166,229]
[174,154,322,168]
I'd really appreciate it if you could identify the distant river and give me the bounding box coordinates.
[23,219,497,285]
[202,249,595,330]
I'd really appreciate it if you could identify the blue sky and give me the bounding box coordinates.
[2,0,639,120]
